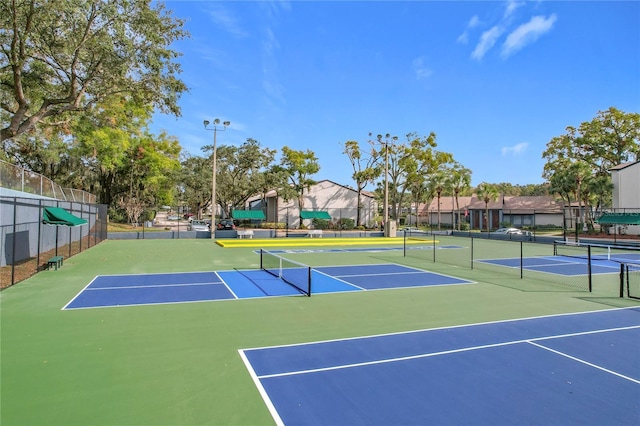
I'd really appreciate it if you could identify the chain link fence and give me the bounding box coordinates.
[1,196,107,288]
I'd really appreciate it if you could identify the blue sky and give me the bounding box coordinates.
[151,1,640,188]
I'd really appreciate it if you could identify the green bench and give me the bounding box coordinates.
[47,256,64,270]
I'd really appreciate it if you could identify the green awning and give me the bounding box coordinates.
[596,213,640,225]
[300,210,331,219]
[42,207,88,226]
[232,210,265,220]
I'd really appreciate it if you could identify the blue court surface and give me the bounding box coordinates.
[63,264,473,309]
[477,255,629,276]
[240,308,640,426]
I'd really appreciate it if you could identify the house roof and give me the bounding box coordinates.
[502,196,564,213]
[609,160,640,171]
[423,195,564,213]
[421,196,473,213]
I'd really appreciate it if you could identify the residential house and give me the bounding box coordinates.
[422,195,565,230]
[248,180,378,229]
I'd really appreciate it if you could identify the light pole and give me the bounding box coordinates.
[204,118,230,239]
[376,133,397,231]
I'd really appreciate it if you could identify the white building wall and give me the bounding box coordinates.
[611,162,640,235]
[274,180,377,228]
[614,162,640,209]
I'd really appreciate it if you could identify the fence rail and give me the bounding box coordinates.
[0,196,107,288]
[0,159,96,203]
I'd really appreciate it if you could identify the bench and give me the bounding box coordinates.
[237,229,254,239]
[47,255,64,270]
[308,230,323,238]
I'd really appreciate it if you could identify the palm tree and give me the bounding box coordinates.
[476,182,500,231]
[429,171,447,231]
[450,164,472,231]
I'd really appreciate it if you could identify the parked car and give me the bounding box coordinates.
[493,227,523,235]
[188,220,210,231]
[167,215,180,221]
[183,213,194,220]
[216,219,236,230]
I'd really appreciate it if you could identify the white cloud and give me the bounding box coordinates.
[501,142,529,156]
[457,15,481,44]
[501,14,557,58]
[504,0,525,19]
[205,4,249,38]
[471,26,504,60]
[412,56,433,80]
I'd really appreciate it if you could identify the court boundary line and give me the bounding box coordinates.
[240,307,640,351]
[251,325,640,382]
[62,271,236,310]
[83,281,225,291]
[316,262,475,284]
[61,276,99,310]
[528,340,640,384]
[311,269,366,291]
[312,263,474,291]
[331,270,426,278]
[238,351,285,426]
[62,295,237,311]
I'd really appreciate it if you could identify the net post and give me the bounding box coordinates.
[432,234,436,263]
[403,229,407,257]
[520,241,523,280]
[619,263,625,298]
[260,248,264,270]
[587,245,592,292]
[307,266,312,297]
[470,237,474,270]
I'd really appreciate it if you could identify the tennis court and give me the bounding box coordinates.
[2,237,638,425]
[241,308,640,425]
[63,260,473,309]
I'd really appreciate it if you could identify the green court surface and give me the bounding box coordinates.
[1,237,637,425]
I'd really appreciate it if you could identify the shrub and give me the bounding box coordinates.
[339,218,355,230]
[262,222,286,229]
[312,218,330,230]
[108,207,126,223]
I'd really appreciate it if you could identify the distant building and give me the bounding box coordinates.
[247,180,378,229]
[422,195,564,230]
[607,161,640,235]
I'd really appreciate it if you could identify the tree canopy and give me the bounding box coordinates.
[542,107,639,226]
[0,0,188,141]
[280,146,320,220]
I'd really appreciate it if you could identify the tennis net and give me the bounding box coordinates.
[260,249,312,296]
[554,240,640,264]
[625,263,640,300]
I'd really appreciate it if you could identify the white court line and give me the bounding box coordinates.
[335,270,429,278]
[238,350,285,426]
[253,325,640,380]
[527,341,640,384]
[215,271,239,299]
[311,269,366,291]
[84,281,224,291]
